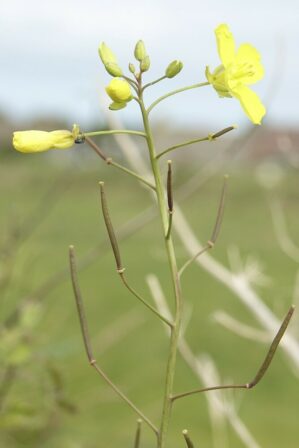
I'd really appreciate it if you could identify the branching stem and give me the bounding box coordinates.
[179,175,228,278]
[85,129,146,138]
[156,126,235,159]
[138,86,183,448]
[142,75,167,91]
[147,81,209,114]
[99,182,173,327]
[85,137,155,191]
[171,305,295,402]
[69,245,158,436]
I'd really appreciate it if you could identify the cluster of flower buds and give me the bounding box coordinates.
[99,39,184,111]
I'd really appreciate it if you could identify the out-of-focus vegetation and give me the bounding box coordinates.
[1,140,299,447]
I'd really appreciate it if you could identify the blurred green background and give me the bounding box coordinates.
[1,133,299,447]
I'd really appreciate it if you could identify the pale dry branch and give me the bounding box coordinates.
[212,310,271,344]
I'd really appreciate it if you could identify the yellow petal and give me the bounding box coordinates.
[230,84,266,124]
[13,131,54,153]
[215,24,236,68]
[105,78,132,103]
[233,43,264,84]
[12,130,74,153]
[50,130,75,149]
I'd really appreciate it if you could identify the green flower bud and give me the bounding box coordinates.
[140,55,150,72]
[105,62,123,77]
[129,63,136,74]
[98,42,123,77]
[134,40,147,62]
[165,60,183,78]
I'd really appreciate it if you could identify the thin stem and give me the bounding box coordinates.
[147,81,209,114]
[165,213,173,241]
[119,272,173,327]
[157,136,209,160]
[179,243,213,278]
[156,126,235,159]
[84,130,146,138]
[171,305,295,402]
[108,159,156,191]
[123,75,139,91]
[179,175,228,278]
[99,182,172,327]
[69,245,158,436]
[182,429,195,448]
[85,137,156,190]
[134,419,142,448]
[138,92,183,448]
[142,75,167,91]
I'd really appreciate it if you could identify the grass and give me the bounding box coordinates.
[1,152,299,447]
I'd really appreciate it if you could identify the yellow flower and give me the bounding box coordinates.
[206,24,266,125]
[105,78,132,110]
[13,130,75,153]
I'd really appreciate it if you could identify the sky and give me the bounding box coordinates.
[1,0,298,131]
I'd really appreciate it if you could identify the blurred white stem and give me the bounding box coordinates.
[269,198,299,263]
[212,310,271,343]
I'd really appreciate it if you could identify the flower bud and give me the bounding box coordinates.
[129,63,136,74]
[165,60,183,78]
[13,130,75,153]
[134,40,147,62]
[98,42,123,77]
[105,62,123,77]
[105,78,132,104]
[140,55,150,72]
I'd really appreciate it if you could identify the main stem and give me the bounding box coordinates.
[139,92,183,448]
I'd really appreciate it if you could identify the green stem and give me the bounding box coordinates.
[85,136,155,191]
[156,125,236,159]
[84,130,146,138]
[108,159,156,191]
[165,212,173,240]
[157,136,210,159]
[142,76,167,91]
[147,81,209,114]
[139,94,183,448]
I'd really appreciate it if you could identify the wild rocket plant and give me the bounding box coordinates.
[13,24,294,447]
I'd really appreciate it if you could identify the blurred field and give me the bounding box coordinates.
[1,151,299,448]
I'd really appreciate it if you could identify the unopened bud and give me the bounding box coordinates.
[129,63,136,74]
[165,60,183,78]
[140,55,150,72]
[105,62,123,77]
[98,42,123,77]
[134,40,147,62]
